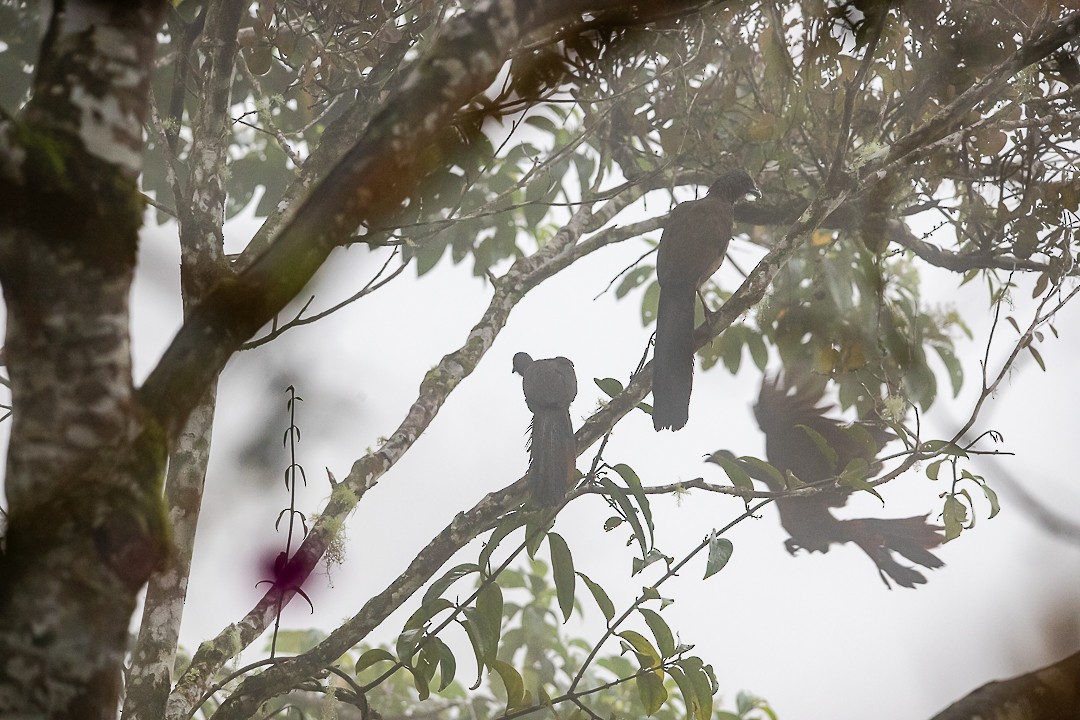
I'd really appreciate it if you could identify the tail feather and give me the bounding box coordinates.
[528,408,576,507]
[653,285,696,431]
[844,516,945,589]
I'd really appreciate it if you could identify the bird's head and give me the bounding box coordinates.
[512,351,534,375]
[708,169,760,202]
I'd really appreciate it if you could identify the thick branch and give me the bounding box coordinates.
[165,194,616,717]
[137,0,684,443]
[929,650,1080,720]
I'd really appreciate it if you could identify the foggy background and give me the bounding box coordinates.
[114,193,1080,719]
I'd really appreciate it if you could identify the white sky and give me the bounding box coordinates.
[119,189,1080,720]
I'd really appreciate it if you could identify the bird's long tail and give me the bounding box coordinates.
[653,285,696,431]
[528,409,576,507]
[843,515,946,589]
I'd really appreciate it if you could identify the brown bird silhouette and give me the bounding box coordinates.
[653,169,760,431]
[513,352,578,507]
[710,373,945,588]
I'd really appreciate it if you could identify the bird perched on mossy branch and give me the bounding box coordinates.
[512,352,578,507]
[709,372,945,588]
[653,169,760,431]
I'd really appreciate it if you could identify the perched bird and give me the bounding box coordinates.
[653,169,760,431]
[512,352,578,507]
[710,373,945,588]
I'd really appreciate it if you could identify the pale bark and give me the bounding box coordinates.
[0,2,168,717]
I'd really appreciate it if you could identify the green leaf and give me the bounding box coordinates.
[746,330,769,371]
[704,534,734,580]
[636,669,668,717]
[403,597,454,631]
[922,440,969,458]
[618,629,662,670]
[403,661,431,700]
[1028,344,1047,371]
[838,458,884,505]
[430,637,457,691]
[423,563,480,606]
[479,515,529,571]
[678,658,715,720]
[267,629,326,654]
[926,459,944,481]
[595,377,625,398]
[490,659,526,711]
[547,532,576,623]
[577,571,616,623]
[668,667,702,720]
[524,114,558,135]
[603,516,624,531]
[933,345,964,397]
[416,644,438,682]
[639,608,676,658]
[354,648,397,677]
[396,628,423,663]
[460,611,491,689]
[613,463,654,544]
[616,264,655,299]
[982,482,1001,519]
[642,280,661,326]
[475,582,503,655]
[942,494,967,542]
[525,516,547,558]
[707,453,755,502]
[740,455,785,488]
[597,475,649,562]
[796,423,839,471]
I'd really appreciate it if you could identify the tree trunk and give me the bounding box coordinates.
[0,2,168,716]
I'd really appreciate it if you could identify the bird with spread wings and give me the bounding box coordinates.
[710,373,946,588]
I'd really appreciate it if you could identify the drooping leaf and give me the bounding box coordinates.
[982,482,1001,519]
[577,571,615,623]
[490,659,527,711]
[479,515,529,571]
[704,534,733,580]
[707,453,755,503]
[403,661,431,701]
[422,563,480,606]
[403,597,454,631]
[597,475,649,562]
[942,494,967,542]
[796,423,839,471]
[547,532,576,622]
[618,629,662,670]
[838,458,884,505]
[639,608,675,659]
[475,581,503,655]
[613,463,654,546]
[636,669,668,717]
[430,636,457,691]
[642,280,661,326]
[395,628,424,664]
[616,264,656,299]
[354,647,397,677]
[667,666,703,720]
